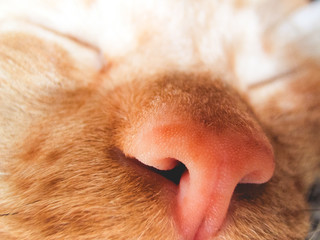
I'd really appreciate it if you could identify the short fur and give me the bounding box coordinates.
[0,0,319,239]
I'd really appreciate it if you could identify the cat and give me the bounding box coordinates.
[0,0,319,239]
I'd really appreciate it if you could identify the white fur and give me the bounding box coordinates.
[0,0,318,98]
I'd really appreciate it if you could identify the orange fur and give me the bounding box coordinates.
[0,1,319,239]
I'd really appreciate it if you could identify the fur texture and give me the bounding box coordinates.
[0,0,319,239]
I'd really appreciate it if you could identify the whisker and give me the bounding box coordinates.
[307,226,320,240]
[291,208,320,213]
[247,60,312,90]
[0,212,18,217]
[248,69,298,90]
[307,208,320,212]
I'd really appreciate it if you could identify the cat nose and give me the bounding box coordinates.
[124,113,274,240]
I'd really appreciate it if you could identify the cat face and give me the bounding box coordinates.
[0,1,319,239]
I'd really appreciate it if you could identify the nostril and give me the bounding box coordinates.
[149,160,187,185]
[114,147,188,185]
[233,182,266,202]
[131,155,187,185]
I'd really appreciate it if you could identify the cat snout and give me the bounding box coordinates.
[120,75,275,240]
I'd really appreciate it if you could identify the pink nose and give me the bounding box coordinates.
[124,113,274,240]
